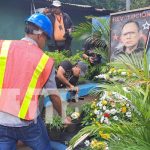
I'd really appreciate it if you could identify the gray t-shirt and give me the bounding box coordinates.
[0,37,57,127]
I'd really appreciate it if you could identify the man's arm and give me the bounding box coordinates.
[44,66,72,124]
[49,94,62,116]
[44,67,62,116]
[56,66,73,88]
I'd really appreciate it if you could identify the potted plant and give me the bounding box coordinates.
[65,107,81,133]
[46,115,64,141]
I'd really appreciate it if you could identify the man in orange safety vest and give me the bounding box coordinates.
[0,13,70,150]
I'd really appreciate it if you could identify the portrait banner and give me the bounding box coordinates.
[110,7,150,61]
[146,28,150,64]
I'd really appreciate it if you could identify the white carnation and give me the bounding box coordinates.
[110,108,117,115]
[84,140,90,147]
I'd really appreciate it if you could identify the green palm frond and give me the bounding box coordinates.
[92,17,110,47]
[110,52,150,81]
[69,124,97,148]
[69,124,110,148]
[72,21,92,40]
[109,121,150,150]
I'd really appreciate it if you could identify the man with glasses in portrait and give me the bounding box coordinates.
[111,20,145,60]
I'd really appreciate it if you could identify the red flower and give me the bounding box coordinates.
[104,113,110,118]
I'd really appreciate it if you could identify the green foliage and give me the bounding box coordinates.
[45,50,84,66]
[69,53,150,149]
[45,51,67,67]
[68,51,85,64]
[130,0,150,9]
[106,53,150,150]
[48,115,63,130]
[62,0,150,10]
[72,21,92,40]
[80,102,94,126]
[61,0,126,10]
[66,107,75,116]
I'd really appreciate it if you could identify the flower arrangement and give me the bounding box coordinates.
[70,90,134,150]
[69,52,150,150]
[95,67,137,83]
[81,91,133,128]
[94,91,132,124]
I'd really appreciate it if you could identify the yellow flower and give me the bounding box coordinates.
[121,106,127,113]
[99,131,110,140]
[127,71,132,77]
[121,102,126,106]
[102,100,107,105]
[108,92,112,96]
[91,102,96,108]
[96,141,107,149]
[91,140,107,149]
[90,139,98,149]
[110,68,115,72]
[95,121,101,127]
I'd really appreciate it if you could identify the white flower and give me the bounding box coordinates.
[84,140,90,147]
[106,146,109,150]
[100,91,109,100]
[123,87,130,93]
[121,72,127,76]
[126,103,130,107]
[103,106,107,111]
[126,112,132,118]
[104,117,109,124]
[110,108,117,115]
[99,112,103,116]
[113,70,117,74]
[108,71,112,75]
[100,116,105,123]
[132,73,137,77]
[105,110,110,114]
[94,109,101,115]
[113,115,118,121]
[97,101,103,108]
[95,74,107,79]
[71,112,80,119]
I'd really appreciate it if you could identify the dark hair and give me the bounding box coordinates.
[122,20,140,32]
[25,22,40,34]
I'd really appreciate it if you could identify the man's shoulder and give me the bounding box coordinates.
[63,12,70,17]
[62,12,71,20]
[60,60,73,70]
[60,60,72,66]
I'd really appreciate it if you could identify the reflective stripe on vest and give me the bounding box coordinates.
[0,40,12,95]
[18,53,49,119]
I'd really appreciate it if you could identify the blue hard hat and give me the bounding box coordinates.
[26,13,53,38]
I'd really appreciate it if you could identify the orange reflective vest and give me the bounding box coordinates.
[54,14,66,41]
[0,40,54,120]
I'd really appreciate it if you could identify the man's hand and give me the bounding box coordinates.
[63,116,72,127]
[68,85,79,93]
[64,116,72,124]
[88,56,94,64]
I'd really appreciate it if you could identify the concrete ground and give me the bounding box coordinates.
[17,95,95,150]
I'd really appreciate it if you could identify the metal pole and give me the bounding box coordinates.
[126,0,131,10]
